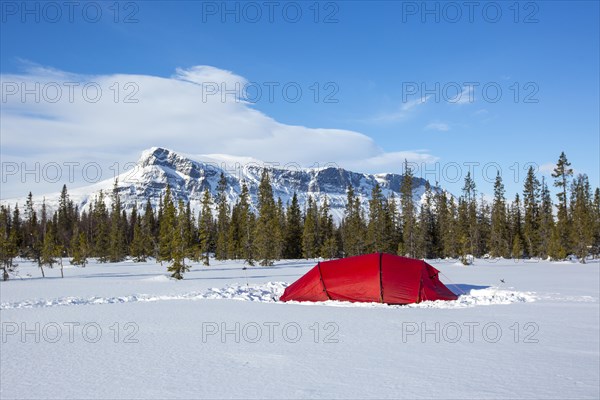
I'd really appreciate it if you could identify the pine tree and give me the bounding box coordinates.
[198,188,213,266]
[552,152,573,256]
[522,166,541,257]
[215,173,230,260]
[490,173,510,258]
[284,193,303,259]
[570,174,593,263]
[400,161,417,257]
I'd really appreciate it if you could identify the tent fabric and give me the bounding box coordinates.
[279,253,457,304]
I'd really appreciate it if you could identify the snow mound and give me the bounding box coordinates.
[406,288,537,309]
[203,282,288,302]
[283,288,537,309]
[0,282,288,310]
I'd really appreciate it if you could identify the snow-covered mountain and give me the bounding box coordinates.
[5,147,439,223]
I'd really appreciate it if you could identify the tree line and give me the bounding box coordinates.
[1,152,598,280]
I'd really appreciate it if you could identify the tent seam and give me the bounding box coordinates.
[379,252,384,303]
[317,262,332,300]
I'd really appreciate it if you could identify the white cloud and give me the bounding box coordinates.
[425,122,450,132]
[0,64,438,198]
[370,95,431,122]
[538,163,556,174]
[450,85,475,105]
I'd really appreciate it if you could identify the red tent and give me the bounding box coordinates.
[280,253,458,304]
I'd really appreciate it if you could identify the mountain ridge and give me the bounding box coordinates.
[4,147,440,224]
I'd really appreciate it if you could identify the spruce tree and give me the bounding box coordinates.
[552,152,573,256]
[319,196,337,258]
[415,182,436,259]
[93,191,110,262]
[570,174,593,262]
[168,200,191,279]
[342,185,365,256]
[0,206,18,281]
[23,192,41,262]
[592,188,600,258]
[130,218,148,262]
[236,182,255,265]
[109,180,126,262]
[510,194,524,259]
[254,170,278,266]
[302,196,319,258]
[457,197,471,264]
[522,166,541,257]
[387,192,401,254]
[367,183,388,253]
[490,173,510,257]
[142,200,157,258]
[198,188,213,266]
[459,172,479,258]
[41,224,57,269]
[477,193,491,256]
[538,177,554,259]
[548,224,565,260]
[215,173,230,260]
[57,184,74,251]
[400,161,417,257]
[284,193,303,258]
[275,197,286,259]
[158,186,176,263]
[70,229,89,267]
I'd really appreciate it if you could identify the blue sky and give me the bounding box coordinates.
[1,0,598,199]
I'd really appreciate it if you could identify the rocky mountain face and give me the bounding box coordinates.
[8,147,439,224]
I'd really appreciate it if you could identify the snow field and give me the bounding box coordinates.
[1,258,598,399]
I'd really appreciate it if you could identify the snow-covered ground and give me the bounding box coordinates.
[1,258,598,399]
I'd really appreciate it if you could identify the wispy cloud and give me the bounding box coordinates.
[450,86,475,105]
[370,95,431,122]
[425,122,450,132]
